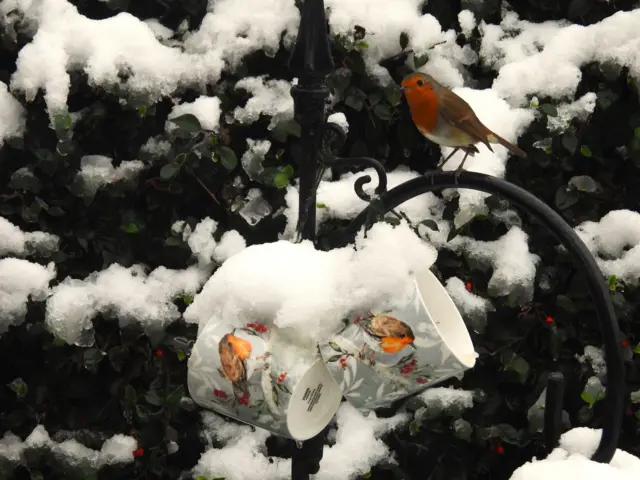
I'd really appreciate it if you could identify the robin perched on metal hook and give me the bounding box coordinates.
[401,72,526,177]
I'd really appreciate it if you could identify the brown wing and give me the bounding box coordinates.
[371,315,414,339]
[436,88,494,151]
[219,338,249,392]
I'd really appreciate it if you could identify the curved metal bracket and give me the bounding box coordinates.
[323,170,625,463]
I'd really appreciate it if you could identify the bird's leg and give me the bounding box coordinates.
[436,147,459,170]
[453,151,471,184]
[368,351,376,366]
[359,343,367,360]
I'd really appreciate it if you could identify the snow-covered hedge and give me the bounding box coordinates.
[1,1,639,479]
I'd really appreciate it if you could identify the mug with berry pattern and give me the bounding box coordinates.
[187,319,343,440]
[318,268,478,412]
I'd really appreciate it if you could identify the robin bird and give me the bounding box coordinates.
[218,331,254,401]
[356,313,416,363]
[401,72,526,177]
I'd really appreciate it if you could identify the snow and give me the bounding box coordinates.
[184,221,437,346]
[445,277,494,332]
[419,387,474,410]
[74,155,145,197]
[0,259,56,333]
[184,217,246,265]
[241,138,271,180]
[45,263,211,346]
[575,210,640,285]
[509,427,640,480]
[233,76,295,129]
[0,425,137,469]
[0,81,26,146]
[482,9,640,105]
[577,346,607,376]
[194,404,408,480]
[327,112,349,133]
[2,0,300,115]
[458,10,477,36]
[0,217,59,257]
[236,188,273,225]
[166,95,222,132]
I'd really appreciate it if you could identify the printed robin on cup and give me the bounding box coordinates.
[355,312,416,365]
[401,72,526,178]
[218,329,269,406]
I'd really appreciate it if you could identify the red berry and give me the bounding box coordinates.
[496,445,504,455]
[132,447,144,457]
[465,282,472,291]
[545,316,553,324]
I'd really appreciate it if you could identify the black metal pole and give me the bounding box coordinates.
[288,0,334,477]
[289,0,334,242]
[325,170,625,464]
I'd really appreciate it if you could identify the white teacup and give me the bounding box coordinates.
[188,320,343,440]
[318,268,478,411]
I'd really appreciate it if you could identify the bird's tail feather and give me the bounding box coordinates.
[487,132,526,158]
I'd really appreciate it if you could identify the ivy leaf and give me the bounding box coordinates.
[446,227,460,242]
[556,294,577,313]
[373,103,393,121]
[345,95,364,111]
[121,223,140,234]
[414,53,428,69]
[217,146,238,170]
[169,114,202,134]
[145,390,164,406]
[561,131,579,154]
[420,219,439,231]
[160,164,179,180]
[567,0,594,19]
[273,171,290,189]
[580,145,592,157]
[52,113,72,134]
[83,348,104,371]
[568,175,599,193]
[539,104,558,117]
[326,355,342,362]
[8,378,28,398]
[555,186,579,210]
[399,32,409,50]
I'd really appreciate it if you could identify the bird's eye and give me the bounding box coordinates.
[399,333,406,338]
[416,79,423,86]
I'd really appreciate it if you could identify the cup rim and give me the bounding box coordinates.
[412,269,477,369]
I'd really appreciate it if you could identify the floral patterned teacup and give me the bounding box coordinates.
[318,268,478,412]
[187,320,343,440]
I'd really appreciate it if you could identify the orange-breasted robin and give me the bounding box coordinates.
[401,72,526,175]
[218,331,253,400]
[356,313,416,363]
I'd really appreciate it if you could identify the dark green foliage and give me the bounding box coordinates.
[0,1,639,480]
